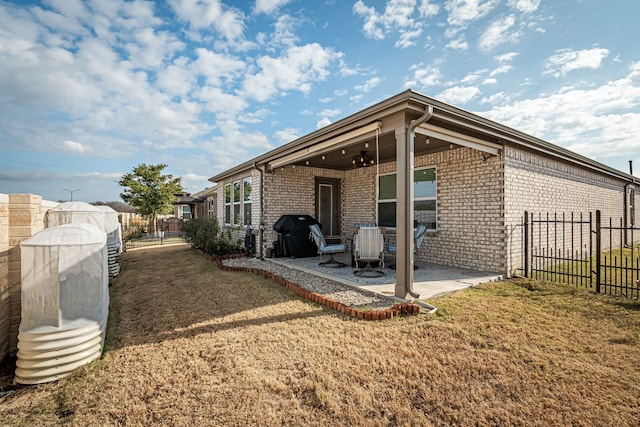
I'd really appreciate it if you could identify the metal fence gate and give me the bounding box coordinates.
[523,210,640,300]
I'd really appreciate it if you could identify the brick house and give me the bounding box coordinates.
[209,90,638,298]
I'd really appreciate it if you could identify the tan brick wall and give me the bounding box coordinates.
[260,165,343,253]
[504,146,633,275]
[0,194,9,361]
[0,194,56,360]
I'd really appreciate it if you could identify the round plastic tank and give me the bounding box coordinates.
[95,205,123,277]
[16,223,109,384]
[47,201,105,229]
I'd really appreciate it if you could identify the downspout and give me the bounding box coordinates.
[404,104,434,299]
[253,162,265,259]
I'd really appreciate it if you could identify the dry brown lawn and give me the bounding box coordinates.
[1,243,640,426]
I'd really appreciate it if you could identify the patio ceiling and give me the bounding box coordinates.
[277,116,502,171]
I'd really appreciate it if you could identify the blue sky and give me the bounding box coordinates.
[1,0,639,202]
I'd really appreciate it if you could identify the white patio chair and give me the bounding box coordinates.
[308,224,348,267]
[353,226,385,278]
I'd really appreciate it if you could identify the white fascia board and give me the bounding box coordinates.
[269,121,382,169]
[416,123,502,155]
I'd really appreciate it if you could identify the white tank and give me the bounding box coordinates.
[16,223,109,384]
[46,201,105,229]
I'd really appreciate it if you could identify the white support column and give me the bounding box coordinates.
[395,125,414,298]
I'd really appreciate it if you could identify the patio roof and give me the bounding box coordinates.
[209,89,637,183]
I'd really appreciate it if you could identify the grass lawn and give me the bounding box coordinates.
[1,244,639,426]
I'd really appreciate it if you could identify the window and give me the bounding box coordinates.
[181,205,191,220]
[243,178,252,225]
[224,184,231,224]
[233,181,241,225]
[207,197,215,219]
[378,167,436,230]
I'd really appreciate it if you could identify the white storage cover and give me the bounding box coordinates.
[19,223,109,331]
[47,201,105,229]
[95,205,122,251]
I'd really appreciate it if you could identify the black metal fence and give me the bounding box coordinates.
[122,218,185,250]
[523,210,640,299]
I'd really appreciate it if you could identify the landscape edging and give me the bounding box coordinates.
[197,250,420,319]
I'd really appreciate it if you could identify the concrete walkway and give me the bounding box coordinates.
[267,252,504,302]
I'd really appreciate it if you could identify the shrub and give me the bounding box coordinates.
[183,218,242,256]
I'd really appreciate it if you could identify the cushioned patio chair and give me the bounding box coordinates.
[386,224,428,269]
[353,226,385,278]
[308,224,348,267]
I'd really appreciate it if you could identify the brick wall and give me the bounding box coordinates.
[0,194,9,361]
[0,194,57,362]
[503,145,635,275]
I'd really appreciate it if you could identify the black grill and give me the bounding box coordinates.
[273,215,320,258]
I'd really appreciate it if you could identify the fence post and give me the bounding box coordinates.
[595,210,601,293]
[523,211,529,278]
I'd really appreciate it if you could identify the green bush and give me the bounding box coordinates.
[183,218,242,256]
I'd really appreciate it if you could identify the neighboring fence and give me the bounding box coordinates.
[523,210,640,299]
[122,218,185,250]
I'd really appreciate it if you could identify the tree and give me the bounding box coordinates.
[118,164,184,233]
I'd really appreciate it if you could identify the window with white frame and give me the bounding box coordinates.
[243,177,252,225]
[181,205,191,220]
[378,167,437,229]
[233,181,241,225]
[224,184,231,224]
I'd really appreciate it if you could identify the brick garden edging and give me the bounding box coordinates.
[199,251,420,320]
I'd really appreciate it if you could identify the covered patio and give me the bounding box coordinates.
[267,252,504,301]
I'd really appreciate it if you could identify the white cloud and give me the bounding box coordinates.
[478,15,520,51]
[396,28,423,48]
[419,0,440,17]
[355,77,381,93]
[446,37,468,50]
[168,0,246,42]
[445,0,499,28]
[268,14,299,47]
[479,71,640,159]
[480,91,509,104]
[273,127,300,144]
[354,0,426,46]
[482,78,497,85]
[489,64,513,77]
[316,117,332,129]
[507,0,541,13]
[319,108,342,118]
[495,52,519,63]
[437,85,481,104]
[242,43,340,102]
[254,0,292,15]
[544,47,610,77]
[461,69,488,84]
[405,64,442,88]
[61,139,91,154]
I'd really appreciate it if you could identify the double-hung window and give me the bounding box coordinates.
[224,184,231,224]
[378,167,437,230]
[181,205,191,220]
[243,178,252,225]
[233,181,241,225]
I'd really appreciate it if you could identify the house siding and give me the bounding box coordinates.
[503,145,637,275]
[344,149,505,272]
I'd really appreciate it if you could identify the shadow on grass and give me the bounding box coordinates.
[103,245,330,352]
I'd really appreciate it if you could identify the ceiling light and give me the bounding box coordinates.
[341,149,346,155]
[352,150,375,168]
[321,155,325,160]
[426,137,430,145]
[364,142,369,148]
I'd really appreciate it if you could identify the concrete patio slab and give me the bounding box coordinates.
[266,252,504,302]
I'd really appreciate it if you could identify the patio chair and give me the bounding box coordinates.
[308,224,348,267]
[353,227,385,278]
[386,224,428,270]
